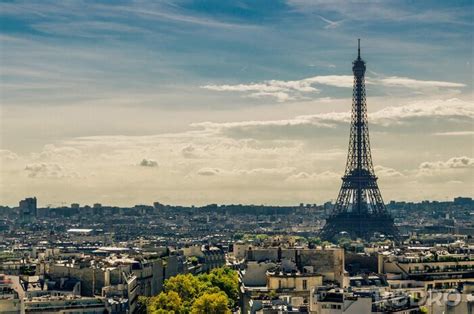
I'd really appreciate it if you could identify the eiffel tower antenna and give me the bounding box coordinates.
[358,38,360,59]
[319,39,399,242]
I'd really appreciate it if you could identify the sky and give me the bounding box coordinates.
[0,0,473,207]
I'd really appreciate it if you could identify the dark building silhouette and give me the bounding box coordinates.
[19,197,37,222]
[454,197,473,205]
[320,40,399,241]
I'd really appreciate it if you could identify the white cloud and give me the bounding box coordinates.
[202,75,466,102]
[304,75,354,88]
[119,6,259,30]
[286,170,340,181]
[414,156,474,188]
[433,131,474,136]
[202,77,324,103]
[371,98,474,125]
[32,21,150,38]
[24,163,78,179]
[197,167,221,176]
[248,91,295,102]
[379,76,465,88]
[181,145,197,158]
[419,156,474,170]
[374,165,404,177]
[202,76,356,102]
[286,0,469,25]
[190,98,473,139]
[139,159,158,167]
[317,15,345,29]
[197,167,296,177]
[0,149,18,161]
[201,75,356,102]
[237,167,296,176]
[34,144,82,161]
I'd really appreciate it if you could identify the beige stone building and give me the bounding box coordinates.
[378,252,474,291]
[267,270,323,293]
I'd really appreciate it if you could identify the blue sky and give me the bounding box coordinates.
[2,1,472,91]
[0,0,473,206]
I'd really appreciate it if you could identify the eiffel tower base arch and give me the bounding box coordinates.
[319,211,398,242]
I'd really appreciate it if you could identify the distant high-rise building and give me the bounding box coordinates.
[320,40,398,242]
[19,197,37,222]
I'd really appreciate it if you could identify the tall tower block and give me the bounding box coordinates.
[320,40,399,241]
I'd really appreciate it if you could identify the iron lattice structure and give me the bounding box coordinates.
[320,40,399,242]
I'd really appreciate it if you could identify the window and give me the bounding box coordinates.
[303,279,307,290]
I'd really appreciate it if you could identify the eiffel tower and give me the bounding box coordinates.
[320,40,399,242]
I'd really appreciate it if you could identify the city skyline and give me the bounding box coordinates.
[1,0,473,206]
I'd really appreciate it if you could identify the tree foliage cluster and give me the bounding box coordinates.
[141,267,239,314]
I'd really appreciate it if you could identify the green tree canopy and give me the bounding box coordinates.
[191,292,230,314]
[164,274,206,302]
[143,267,239,313]
[148,291,183,313]
[308,237,322,245]
[199,268,239,307]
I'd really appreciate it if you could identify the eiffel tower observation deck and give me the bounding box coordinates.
[320,40,399,242]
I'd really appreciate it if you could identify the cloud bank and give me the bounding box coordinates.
[1,97,472,206]
[202,75,466,101]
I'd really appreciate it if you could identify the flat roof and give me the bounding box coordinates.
[67,229,93,233]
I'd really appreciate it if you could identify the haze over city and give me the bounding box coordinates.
[1,0,473,206]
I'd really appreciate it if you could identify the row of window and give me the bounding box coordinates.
[321,303,342,309]
[277,279,308,290]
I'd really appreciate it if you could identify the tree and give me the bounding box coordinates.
[148,291,183,313]
[136,296,150,314]
[199,267,239,308]
[307,237,322,247]
[164,274,205,303]
[191,292,230,314]
[148,267,240,313]
[321,240,333,247]
[255,234,269,242]
[337,237,352,249]
[233,233,244,240]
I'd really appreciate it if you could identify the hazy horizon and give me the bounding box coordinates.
[1,1,473,207]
